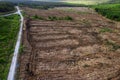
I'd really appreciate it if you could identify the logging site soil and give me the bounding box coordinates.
[18,7,120,80]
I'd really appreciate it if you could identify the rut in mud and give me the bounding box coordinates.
[19,7,120,80]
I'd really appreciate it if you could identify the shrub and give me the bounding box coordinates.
[64,16,73,20]
[48,16,58,21]
[32,14,44,20]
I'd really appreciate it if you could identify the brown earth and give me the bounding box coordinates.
[18,7,120,80]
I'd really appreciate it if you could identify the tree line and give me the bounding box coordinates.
[0,2,15,12]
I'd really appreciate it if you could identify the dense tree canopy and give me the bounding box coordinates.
[0,2,15,12]
[94,4,120,21]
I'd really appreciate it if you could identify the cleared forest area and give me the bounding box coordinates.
[18,7,120,80]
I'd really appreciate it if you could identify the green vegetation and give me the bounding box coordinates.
[48,16,73,21]
[31,15,73,21]
[31,15,44,20]
[0,2,15,14]
[100,27,113,33]
[94,4,120,21]
[47,16,73,21]
[0,14,20,80]
[19,45,24,54]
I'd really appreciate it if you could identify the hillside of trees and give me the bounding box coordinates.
[0,2,15,13]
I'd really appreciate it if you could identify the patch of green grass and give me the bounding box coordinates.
[64,16,73,20]
[0,14,20,80]
[48,16,57,21]
[19,45,24,54]
[100,27,113,33]
[93,4,120,21]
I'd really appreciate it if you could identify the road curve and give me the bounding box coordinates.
[0,6,19,17]
[1,12,16,17]
[7,6,24,80]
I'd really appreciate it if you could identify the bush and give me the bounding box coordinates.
[64,16,73,20]
[48,16,58,21]
[32,14,44,20]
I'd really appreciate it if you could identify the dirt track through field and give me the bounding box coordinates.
[19,7,120,80]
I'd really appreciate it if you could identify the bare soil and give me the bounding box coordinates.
[18,7,120,80]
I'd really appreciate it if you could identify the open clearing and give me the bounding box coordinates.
[64,0,110,5]
[18,7,120,80]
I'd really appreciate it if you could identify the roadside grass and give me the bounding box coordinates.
[19,45,24,54]
[0,14,20,80]
[93,4,120,21]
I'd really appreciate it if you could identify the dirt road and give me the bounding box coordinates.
[7,6,24,80]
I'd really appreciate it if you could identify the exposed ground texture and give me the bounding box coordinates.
[18,7,120,80]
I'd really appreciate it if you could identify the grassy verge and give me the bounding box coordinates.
[93,4,120,21]
[0,14,20,80]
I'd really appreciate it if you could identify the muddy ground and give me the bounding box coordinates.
[18,7,120,80]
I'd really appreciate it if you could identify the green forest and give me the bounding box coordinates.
[0,2,15,13]
[94,4,120,21]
